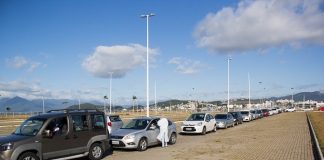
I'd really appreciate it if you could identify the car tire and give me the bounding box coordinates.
[89,143,104,160]
[232,123,235,127]
[201,126,206,135]
[169,132,177,145]
[18,152,40,160]
[137,138,148,151]
[212,125,217,132]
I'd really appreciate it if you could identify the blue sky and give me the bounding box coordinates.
[1,0,324,105]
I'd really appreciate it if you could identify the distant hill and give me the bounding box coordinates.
[272,91,324,102]
[67,103,102,110]
[1,91,323,112]
[154,99,189,108]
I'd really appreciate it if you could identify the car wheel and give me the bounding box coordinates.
[232,123,235,127]
[18,152,39,160]
[169,132,177,145]
[225,124,228,129]
[89,143,104,160]
[201,126,206,135]
[212,125,217,132]
[137,138,148,151]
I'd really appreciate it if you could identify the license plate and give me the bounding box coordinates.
[112,141,119,145]
[185,128,192,131]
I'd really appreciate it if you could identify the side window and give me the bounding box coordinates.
[92,114,105,130]
[45,117,68,136]
[205,115,210,121]
[72,115,89,132]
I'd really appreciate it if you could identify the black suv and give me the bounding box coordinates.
[0,109,110,160]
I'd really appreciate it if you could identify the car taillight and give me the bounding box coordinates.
[107,122,112,127]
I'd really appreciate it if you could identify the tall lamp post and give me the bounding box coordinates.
[109,72,113,114]
[227,56,232,112]
[141,13,155,117]
[291,88,294,107]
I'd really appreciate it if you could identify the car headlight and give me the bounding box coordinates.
[0,142,13,151]
[196,122,203,126]
[123,134,135,140]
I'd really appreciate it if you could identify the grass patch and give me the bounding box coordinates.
[308,112,324,154]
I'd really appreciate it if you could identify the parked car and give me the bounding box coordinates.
[286,107,296,112]
[261,109,270,117]
[256,109,263,118]
[320,107,324,111]
[0,109,110,160]
[110,117,177,151]
[106,114,123,134]
[241,111,252,122]
[180,113,216,135]
[249,110,258,120]
[229,111,243,125]
[215,113,235,129]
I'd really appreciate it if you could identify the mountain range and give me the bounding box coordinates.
[1,91,324,112]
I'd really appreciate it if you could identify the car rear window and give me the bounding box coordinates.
[241,111,249,114]
[215,114,227,119]
[109,116,122,122]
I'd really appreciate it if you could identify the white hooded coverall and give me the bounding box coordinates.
[157,118,169,147]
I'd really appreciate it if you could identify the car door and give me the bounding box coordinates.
[42,116,73,159]
[68,114,91,154]
[209,114,216,128]
[146,119,160,145]
[205,114,212,131]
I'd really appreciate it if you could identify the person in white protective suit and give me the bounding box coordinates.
[157,118,169,147]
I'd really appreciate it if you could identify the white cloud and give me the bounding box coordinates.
[7,56,28,69]
[194,0,324,53]
[6,56,43,72]
[82,44,157,78]
[168,57,206,74]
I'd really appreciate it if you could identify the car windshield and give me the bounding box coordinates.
[186,114,205,121]
[251,110,256,113]
[109,116,122,122]
[262,109,268,112]
[241,111,249,115]
[13,118,46,136]
[215,114,227,119]
[230,112,237,117]
[120,119,150,130]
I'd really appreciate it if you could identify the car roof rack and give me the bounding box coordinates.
[47,109,102,114]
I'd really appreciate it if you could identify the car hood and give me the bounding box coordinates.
[0,134,31,145]
[182,121,203,125]
[111,129,143,137]
[215,119,227,122]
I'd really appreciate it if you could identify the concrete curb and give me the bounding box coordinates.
[306,113,324,160]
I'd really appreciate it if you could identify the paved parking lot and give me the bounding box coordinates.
[104,112,314,160]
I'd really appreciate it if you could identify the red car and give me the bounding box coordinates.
[320,107,324,111]
[261,109,270,117]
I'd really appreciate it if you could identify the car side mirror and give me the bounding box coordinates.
[149,125,157,130]
[42,130,53,138]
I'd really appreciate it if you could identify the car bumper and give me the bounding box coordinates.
[216,123,226,128]
[243,117,250,121]
[0,150,13,160]
[110,138,138,149]
[180,125,204,133]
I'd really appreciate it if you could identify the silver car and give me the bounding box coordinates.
[106,114,124,134]
[215,113,235,129]
[110,117,177,151]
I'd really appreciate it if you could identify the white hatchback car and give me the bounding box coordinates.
[180,113,216,135]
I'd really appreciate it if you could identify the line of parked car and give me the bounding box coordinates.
[0,108,284,160]
[180,108,283,135]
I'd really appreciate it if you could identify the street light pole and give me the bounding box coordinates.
[227,56,232,112]
[248,72,251,109]
[291,88,294,107]
[109,72,113,114]
[141,13,155,117]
